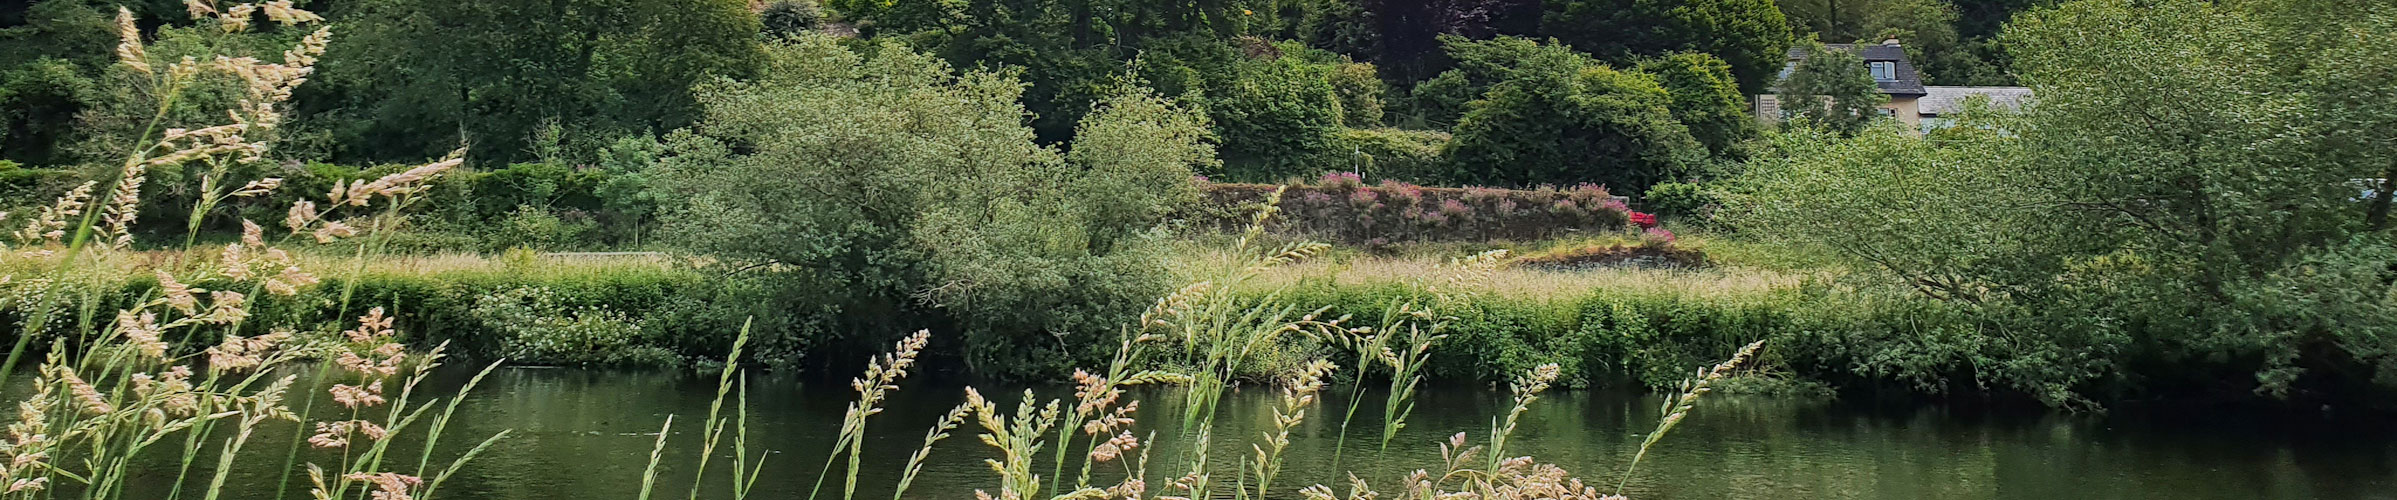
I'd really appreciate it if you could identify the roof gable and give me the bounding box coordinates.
[1782,42,1926,96]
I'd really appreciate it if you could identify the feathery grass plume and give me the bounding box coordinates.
[1158,427,1212,500]
[113,8,146,74]
[892,404,970,500]
[1250,359,1336,499]
[964,387,1065,500]
[636,415,676,500]
[3,6,495,499]
[1614,339,1765,495]
[687,320,760,500]
[1297,474,1377,500]
[1048,328,1189,493]
[97,163,145,252]
[808,329,931,500]
[13,181,95,249]
[1486,363,1562,475]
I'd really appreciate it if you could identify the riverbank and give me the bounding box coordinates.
[0,237,1966,395]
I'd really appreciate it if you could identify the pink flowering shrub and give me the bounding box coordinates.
[1320,171,1365,189]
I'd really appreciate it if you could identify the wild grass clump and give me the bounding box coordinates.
[628,192,1773,500]
[0,5,509,500]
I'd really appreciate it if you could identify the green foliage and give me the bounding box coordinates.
[1638,52,1758,161]
[1782,0,2015,86]
[1541,0,1794,94]
[0,162,81,210]
[1323,128,1449,182]
[473,286,680,367]
[2302,10,2397,230]
[1641,181,1713,218]
[1776,43,1888,135]
[0,57,97,166]
[1067,86,1217,250]
[1722,0,2397,407]
[654,36,1206,379]
[309,0,764,164]
[1205,180,1632,244]
[761,0,826,38]
[1326,61,1386,127]
[483,205,596,252]
[1210,52,1346,181]
[1442,40,1705,191]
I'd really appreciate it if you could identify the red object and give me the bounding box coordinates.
[1629,211,1658,229]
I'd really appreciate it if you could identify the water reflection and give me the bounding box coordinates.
[84,366,2397,499]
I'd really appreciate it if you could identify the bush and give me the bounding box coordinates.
[1212,55,1344,181]
[0,162,82,210]
[1638,52,1757,161]
[1327,62,1386,127]
[1641,181,1713,218]
[1440,40,1707,191]
[472,287,679,367]
[483,205,597,251]
[1322,128,1449,183]
[1260,274,1986,392]
[470,162,604,223]
[760,0,824,38]
[654,36,1212,380]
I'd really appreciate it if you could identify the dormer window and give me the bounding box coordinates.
[1869,61,1896,81]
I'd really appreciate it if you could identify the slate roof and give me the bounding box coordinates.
[1918,86,2033,116]
[1786,43,1927,97]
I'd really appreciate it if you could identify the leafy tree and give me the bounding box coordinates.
[1731,0,2397,406]
[1775,42,1886,135]
[760,0,825,38]
[1443,42,1704,190]
[1401,35,1560,127]
[654,36,1210,377]
[1638,52,1757,161]
[2291,8,2397,229]
[0,59,95,166]
[1541,0,1793,94]
[305,0,763,164]
[0,1,128,165]
[1783,0,2016,85]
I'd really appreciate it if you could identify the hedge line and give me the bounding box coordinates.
[1193,176,1637,246]
[6,258,1984,400]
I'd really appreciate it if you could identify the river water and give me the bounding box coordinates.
[99,366,2397,499]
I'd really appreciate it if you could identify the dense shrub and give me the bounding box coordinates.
[1194,177,1632,245]
[1540,0,1792,94]
[472,286,679,367]
[1263,276,1989,392]
[1438,38,1708,192]
[1326,61,1387,127]
[1321,128,1449,182]
[483,205,597,252]
[1211,53,1346,181]
[1641,181,1714,218]
[653,36,1211,380]
[0,162,81,210]
[1638,52,1758,161]
[760,0,824,38]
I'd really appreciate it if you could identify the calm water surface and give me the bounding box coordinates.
[109,366,2397,499]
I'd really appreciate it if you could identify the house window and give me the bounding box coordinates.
[1876,108,1896,118]
[1869,61,1895,81]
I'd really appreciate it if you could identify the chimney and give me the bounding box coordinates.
[1882,38,1902,47]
